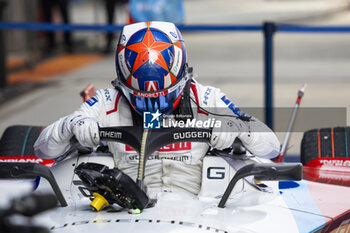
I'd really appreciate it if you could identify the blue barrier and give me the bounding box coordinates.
[178,25,262,32]
[0,22,263,32]
[1,21,350,129]
[2,22,350,33]
[0,22,124,32]
[278,25,350,33]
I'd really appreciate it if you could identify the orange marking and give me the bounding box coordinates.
[131,51,148,73]
[150,42,172,52]
[174,42,182,49]
[7,57,26,69]
[117,45,124,54]
[154,52,170,71]
[172,92,182,109]
[318,129,321,158]
[170,73,177,84]
[8,54,102,85]
[126,76,132,86]
[144,28,153,47]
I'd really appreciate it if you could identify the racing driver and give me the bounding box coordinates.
[34,21,280,198]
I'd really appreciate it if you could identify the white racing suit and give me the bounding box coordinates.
[34,80,280,198]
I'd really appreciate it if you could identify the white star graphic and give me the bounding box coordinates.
[150,109,162,122]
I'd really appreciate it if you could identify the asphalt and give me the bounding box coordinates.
[1,0,350,158]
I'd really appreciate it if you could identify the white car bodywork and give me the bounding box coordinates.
[19,153,317,233]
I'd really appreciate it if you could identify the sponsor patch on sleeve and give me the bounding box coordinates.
[221,95,249,118]
[86,97,98,107]
[104,89,112,101]
[203,87,212,105]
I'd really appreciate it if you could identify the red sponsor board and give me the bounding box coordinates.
[303,158,350,187]
[125,142,191,152]
[0,156,55,168]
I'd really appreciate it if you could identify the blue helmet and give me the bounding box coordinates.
[113,21,188,116]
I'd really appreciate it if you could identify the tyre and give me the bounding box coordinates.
[301,127,350,165]
[0,125,44,156]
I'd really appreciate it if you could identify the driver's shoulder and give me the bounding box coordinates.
[95,88,121,104]
[94,88,130,118]
[189,81,224,107]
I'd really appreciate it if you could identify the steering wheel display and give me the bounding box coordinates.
[74,162,149,211]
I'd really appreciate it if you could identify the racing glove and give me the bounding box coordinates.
[210,117,247,149]
[238,118,280,159]
[69,115,100,148]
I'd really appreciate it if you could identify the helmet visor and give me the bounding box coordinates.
[116,73,190,116]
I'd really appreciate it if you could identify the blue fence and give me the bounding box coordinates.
[1,21,350,129]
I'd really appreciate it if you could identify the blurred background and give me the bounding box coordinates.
[1,0,350,158]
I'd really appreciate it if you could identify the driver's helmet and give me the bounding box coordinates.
[113,21,189,116]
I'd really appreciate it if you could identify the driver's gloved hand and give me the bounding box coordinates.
[210,117,248,150]
[69,115,100,148]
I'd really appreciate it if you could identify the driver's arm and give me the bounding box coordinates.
[193,82,280,159]
[211,115,280,159]
[238,116,280,159]
[34,90,107,159]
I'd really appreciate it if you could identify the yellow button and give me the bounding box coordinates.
[90,192,109,211]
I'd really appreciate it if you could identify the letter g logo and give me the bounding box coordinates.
[207,167,225,179]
